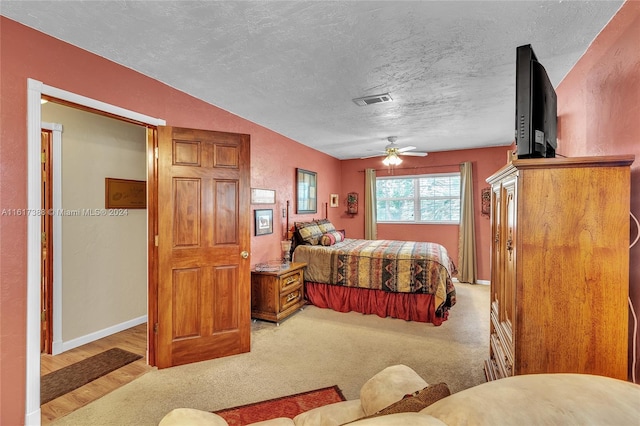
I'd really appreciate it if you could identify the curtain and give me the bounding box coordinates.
[458,161,477,283]
[364,168,377,240]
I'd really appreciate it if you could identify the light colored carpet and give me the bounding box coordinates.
[51,282,489,425]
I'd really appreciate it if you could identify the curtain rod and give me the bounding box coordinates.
[358,163,462,173]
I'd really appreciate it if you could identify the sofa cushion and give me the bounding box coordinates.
[158,408,230,426]
[346,412,447,425]
[420,373,640,425]
[293,399,365,426]
[249,418,296,426]
[359,365,428,416]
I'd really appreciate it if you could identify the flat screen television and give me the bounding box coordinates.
[515,44,557,158]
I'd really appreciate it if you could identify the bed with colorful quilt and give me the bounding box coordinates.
[291,220,457,326]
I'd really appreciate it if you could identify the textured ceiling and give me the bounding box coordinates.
[1,1,624,159]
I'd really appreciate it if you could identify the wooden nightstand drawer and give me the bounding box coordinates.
[280,284,303,313]
[280,270,302,291]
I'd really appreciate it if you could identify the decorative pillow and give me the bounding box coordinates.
[295,221,323,245]
[320,233,336,246]
[315,218,336,234]
[359,364,428,416]
[346,383,450,423]
[326,230,344,243]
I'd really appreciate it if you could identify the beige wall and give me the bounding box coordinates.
[42,102,147,343]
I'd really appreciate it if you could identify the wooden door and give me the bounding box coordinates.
[156,126,251,368]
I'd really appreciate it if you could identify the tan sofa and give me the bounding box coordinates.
[159,364,640,425]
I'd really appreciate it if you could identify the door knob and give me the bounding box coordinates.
[241,251,249,259]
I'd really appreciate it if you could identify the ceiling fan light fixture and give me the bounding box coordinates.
[383,151,402,166]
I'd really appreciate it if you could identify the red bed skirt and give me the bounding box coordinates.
[304,281,447,326]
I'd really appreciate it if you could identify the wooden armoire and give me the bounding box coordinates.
[484,155,634,381]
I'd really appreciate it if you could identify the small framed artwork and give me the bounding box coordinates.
[251,188,276,204]
[330,194,339,207]
[254,209,273,236]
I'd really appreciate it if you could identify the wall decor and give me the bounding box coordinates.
[251,188,276,204]
[254,209,273,236]
[105,178,146,209]
[346,192,358,215]
[330,193,339,207]
[296,168,317,214]
[481,187,491,216]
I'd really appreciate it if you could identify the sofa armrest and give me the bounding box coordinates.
[159,408,230,426]
[420,373,640,425]
[359,365,428,416]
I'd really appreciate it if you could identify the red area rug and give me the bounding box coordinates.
[213,385,346,425]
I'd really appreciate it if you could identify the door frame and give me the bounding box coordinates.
[26,78,165,425]
[40,122,62,355]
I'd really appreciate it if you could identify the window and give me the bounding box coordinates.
[376,173,460,224]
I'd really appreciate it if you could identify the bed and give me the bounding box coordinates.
[291,220,457,326]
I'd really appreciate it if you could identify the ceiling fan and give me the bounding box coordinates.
[361,136,428,165]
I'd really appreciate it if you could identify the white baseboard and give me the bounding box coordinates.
[58,315,147,354]
[453,278,490,285]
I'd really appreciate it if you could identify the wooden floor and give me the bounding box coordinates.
[40,323,154,425]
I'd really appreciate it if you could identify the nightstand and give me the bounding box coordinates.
[251,262,307,324]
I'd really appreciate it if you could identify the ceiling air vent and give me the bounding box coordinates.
[352,93,393,106]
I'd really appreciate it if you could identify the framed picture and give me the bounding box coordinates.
[254,209,273,236]
[296,168,317,214]
[330,193,339,207]
[251,188,276,204]
[105,178,146,209]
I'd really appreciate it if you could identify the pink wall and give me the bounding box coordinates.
[2,1,639,422]
[555,0,640,382]
[339,146,510,282]
[0,17,340,423]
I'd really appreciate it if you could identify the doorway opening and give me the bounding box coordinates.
[26,78,165,425]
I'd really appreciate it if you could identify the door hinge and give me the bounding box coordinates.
[154,147,158,159]
[153,323,158,334]
[155,235,159,247]
[41,152,46,163]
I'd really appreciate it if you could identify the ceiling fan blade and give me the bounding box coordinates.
[400,151,428,157]
[360,153,385,159]
[398,146,416,152]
